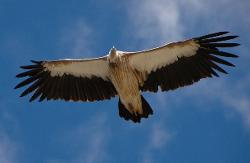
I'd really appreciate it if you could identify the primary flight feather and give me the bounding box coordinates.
[15,32,239,123]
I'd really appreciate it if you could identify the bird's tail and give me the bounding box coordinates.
[118,95,153,123]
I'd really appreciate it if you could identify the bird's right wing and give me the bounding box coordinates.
[126,32,239,92]
[15,57,117,102]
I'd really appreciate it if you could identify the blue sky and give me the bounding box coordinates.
[0,0,250,163]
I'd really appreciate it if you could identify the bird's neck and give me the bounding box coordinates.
[108,51,119,63]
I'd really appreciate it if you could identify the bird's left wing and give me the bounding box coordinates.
[126,32,239,92]
[15,57,117,102]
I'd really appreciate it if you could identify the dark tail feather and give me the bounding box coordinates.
[118,96,153,123]
[141,95,153,117]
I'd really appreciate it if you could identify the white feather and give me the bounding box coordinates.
[43,58,109,80]
[128,40,200,73]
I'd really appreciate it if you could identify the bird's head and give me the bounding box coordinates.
[108,46,118,63]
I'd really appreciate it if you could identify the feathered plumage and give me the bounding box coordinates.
[15,31,239,123]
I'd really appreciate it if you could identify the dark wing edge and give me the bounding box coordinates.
[141,31,239,92]
[15,60,117,102]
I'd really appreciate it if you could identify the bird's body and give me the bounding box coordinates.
[15,32,240,123]
[108,51,143,115]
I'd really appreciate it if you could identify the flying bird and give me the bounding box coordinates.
[15,32,239,123]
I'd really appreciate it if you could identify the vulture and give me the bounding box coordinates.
[15,32,239,123]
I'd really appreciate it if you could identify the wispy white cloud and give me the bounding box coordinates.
[0,91,22,163]
[47,114,110,163]
[141,123,174,163]
[59,19,95,58]
[127,0,249,45]
[0,103,20,163]
[73,115,110,163]
[0,120,20,163]
[150,123,173,149]
[184,76,250,128]
[0,128,18,163]
[127,0,184,47]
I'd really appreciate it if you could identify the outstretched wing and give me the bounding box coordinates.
[127,32,239,92]
[15,57,117,102]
